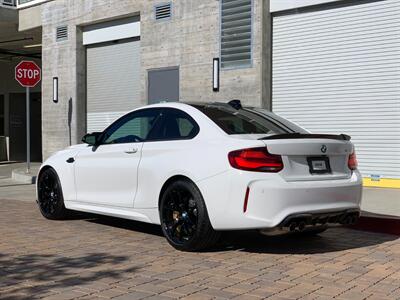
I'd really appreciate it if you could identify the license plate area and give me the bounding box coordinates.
[307,156,331,174]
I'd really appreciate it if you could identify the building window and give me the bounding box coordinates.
[220,0,253,69]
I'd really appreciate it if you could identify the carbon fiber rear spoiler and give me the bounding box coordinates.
[259,133,351,141]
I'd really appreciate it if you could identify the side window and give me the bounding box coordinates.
[102,109,161,144]
[152,108,199,140]
[177,118,194,137]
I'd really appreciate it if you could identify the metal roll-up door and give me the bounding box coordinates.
[86,38,141,132]
[272,0,400,180]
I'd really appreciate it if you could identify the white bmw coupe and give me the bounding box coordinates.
[37,101,362,251]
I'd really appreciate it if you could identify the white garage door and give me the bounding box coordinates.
[84,17,141,133]
[86,38,141,132]
[272,0,400,180]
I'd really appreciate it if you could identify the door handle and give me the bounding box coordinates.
[124,148,138,154]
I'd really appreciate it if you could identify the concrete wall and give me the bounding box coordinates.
[0,6,18,23]
[18,4,42,31]
[34,0,269,159]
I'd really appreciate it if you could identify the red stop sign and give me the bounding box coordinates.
[15,60,41,88]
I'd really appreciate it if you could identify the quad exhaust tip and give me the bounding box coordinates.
[285,212,359,232]
[261,210,360,236]
[344,215,358,225]
[287,220,314,232]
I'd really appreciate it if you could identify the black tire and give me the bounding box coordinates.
[159,179,220,251]
[37,168,69,220]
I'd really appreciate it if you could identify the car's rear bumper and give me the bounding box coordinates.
[260,208,360,236]
[198,170,363,230]
[279,208,360,228]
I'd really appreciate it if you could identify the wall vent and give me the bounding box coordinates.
[155,3,172,21]
[56,25,68,42]
[220,0,253,69]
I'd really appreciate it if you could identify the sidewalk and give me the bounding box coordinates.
[361,187,400,218]
[0,162,399,217]
[0,161,40,178]
[0,162,38,202]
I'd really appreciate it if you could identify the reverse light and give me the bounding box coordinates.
[348,151,358,170]
[228,147,283,172]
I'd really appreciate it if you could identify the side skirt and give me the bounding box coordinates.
[65,201,161,225]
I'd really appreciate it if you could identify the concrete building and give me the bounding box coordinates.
[0,0,399,188]
[4,0,271,161]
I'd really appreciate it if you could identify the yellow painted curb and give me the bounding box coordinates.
[363,178,400,189]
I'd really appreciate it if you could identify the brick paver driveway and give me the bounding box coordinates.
[1,199,400,300]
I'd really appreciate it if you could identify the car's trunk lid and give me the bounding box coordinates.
[259,134,354,182]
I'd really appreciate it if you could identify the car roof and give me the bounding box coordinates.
[143,101,245,110]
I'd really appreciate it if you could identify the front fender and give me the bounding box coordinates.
[37,145,87,203]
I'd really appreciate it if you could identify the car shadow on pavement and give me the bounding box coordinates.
[87,215,164,237]
[0,252,138,300]
[216,229,398,254]
[85,215,397,255]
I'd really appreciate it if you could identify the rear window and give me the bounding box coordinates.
[252,108,308,134]
[192,105,290,135]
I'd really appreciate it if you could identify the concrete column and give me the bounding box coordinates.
[261,0,272,111]
[73,26,86,146]
[41,21,73,159]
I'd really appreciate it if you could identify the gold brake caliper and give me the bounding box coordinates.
[173,211,180,221]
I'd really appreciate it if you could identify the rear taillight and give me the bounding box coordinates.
[228,147,283,172]
[348,151,358,170]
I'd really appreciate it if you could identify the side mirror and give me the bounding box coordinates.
[82,132,102,146]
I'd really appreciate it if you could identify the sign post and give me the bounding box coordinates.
[15,61,41,173]
[26,87,30,172]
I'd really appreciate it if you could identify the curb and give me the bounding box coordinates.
[350,215,400,236]
[12,168,38,184]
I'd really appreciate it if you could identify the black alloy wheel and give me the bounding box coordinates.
[162,188,198,244]
[160,179,220,251]
[37,168,68,220]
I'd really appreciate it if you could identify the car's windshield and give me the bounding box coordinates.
[191,104,305,135]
